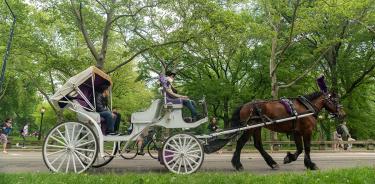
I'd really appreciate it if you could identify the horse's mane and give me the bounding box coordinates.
[304,91,323,101]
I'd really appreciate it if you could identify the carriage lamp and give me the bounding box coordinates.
[38,107,46,140]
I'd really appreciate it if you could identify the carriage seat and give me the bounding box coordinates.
[131,99,163,123]
[164,102,183,109]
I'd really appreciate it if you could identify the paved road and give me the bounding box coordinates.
[1,151,374,174]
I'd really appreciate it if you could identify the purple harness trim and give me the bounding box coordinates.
[280,98,298,116]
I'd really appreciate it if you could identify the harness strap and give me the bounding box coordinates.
[281,98,299,130]
[298,96,318,118]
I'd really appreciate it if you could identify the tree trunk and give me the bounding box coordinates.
[269,32,279,151]
[223,96,230,129]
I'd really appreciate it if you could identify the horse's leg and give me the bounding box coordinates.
[303,133,319,170]
[284,132,303,164]
[231,130,250,171]
[253,128,279,169]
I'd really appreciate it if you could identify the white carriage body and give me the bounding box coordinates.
[50,66,208,159]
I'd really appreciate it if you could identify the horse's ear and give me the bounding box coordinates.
[316,75,328,93]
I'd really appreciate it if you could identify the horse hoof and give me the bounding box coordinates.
[236,165,244,171]
[231,161,244,171]
[283,157,291,164]
[271,164,279,170]
[311,165,319,170]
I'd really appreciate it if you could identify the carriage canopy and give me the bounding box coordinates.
[51,66,112,110]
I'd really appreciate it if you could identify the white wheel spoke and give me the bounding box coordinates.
[50,150,66,165]
[166,154,179,165]
[47,144,67,149]
[164,154,175,158]
[75,132,90,146]
[164,149,178,154]
[47,149,66,157]
[177,157,183,173]
[56,153,68,172]
[184,138,193,152]
[183,136,187,149]
[56,129,68,145]
[187,149,201,154]
[186,153,201,159]
[76,140,95,148]
[185,157,194,171]
[171,139,181,150]
[49,135,67,146]
[65,124,71,144]
[65,153,71,173]
[74,150,92,162]
[183,157,188,173]
[166,143,180,152]
[178,136,183,150]
[73,151,86,168]
[171,157,181,170]
[74,126,84,142]
[75,147,96,152]
[71,124,76,143]
[72,152,77,173]
[185,143,199,152]
[186,155,199,165]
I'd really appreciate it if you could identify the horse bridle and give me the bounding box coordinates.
[323,93,342,118]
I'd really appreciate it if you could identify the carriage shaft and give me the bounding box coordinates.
[198,113,314,139]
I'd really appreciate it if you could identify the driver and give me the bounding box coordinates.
[95,82,117,135]
[165,71,199,121]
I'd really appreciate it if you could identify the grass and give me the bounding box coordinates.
[0,167,374,184]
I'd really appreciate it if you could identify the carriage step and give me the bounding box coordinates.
[103,135,130,141]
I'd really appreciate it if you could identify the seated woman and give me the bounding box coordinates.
[165,71,199,121]
[95,83,118,135]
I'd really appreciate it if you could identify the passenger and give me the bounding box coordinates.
[95,83,117,135]
[165,71,199,121]
[208,117,220,133]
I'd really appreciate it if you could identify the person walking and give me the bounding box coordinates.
[1,118,13,154]
[20,123,29,148]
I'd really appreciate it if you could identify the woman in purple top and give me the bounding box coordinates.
[165,71,198,121]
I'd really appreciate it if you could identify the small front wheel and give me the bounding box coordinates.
[42,122,98,173]
[162,133,204,174]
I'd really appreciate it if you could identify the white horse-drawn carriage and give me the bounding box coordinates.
[43,66,317,174]
[43,66,209,174]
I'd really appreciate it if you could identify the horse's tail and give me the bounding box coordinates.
[231,105,243,128]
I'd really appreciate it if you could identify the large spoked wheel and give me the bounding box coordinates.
[119,141,138,159]
[92,141,118,168]
[148,140,161,159]
[42,122,98,173]
[162,133,204,174]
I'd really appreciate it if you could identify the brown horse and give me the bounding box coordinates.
[230,91,345,171]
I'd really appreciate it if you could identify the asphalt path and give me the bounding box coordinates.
[0,151,374,174]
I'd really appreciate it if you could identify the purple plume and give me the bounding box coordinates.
[316,75,328,93]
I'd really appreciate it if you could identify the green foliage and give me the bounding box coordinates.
[0,0,374,140]
[0,167,375,184]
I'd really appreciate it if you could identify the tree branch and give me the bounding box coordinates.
[95,0,108,14]
[279,48,330,89]
[107,39,192,74]
[341,61,375,99]
[70,1,100,62]
[109,3,157,25]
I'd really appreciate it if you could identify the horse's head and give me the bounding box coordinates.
[321,92,346,119]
